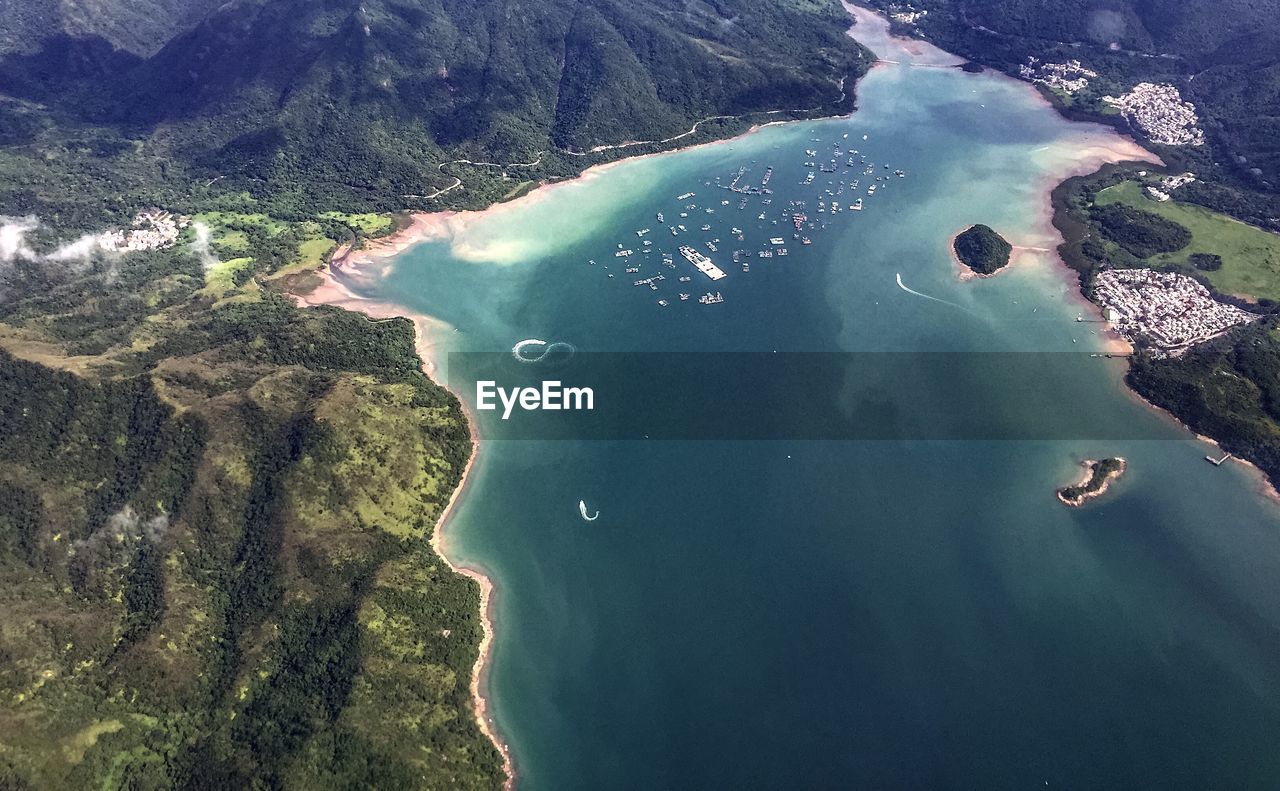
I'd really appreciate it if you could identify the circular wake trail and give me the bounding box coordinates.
[512,338,577,363]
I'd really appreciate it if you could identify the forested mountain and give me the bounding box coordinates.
[0,0,227,56]
[940,0,1277,54]
[0,0,869,226]
[866,0,1280,226]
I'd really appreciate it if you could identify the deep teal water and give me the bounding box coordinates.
[352,12,1280,788]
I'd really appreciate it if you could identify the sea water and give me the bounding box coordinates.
[354,10,1280,788]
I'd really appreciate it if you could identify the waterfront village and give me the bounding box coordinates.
[1019,58,1097,95]
[1018,58,1205,148]
[591,133,903,307]
[1092,269,1257,356]
[1102,83,1205,147]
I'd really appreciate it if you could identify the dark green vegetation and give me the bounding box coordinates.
[0,0,227,58]
[1129,324,1280,486]
[1190,253,1223,272]
[1053,166,1278,308]
[1090,204,1191,259]
[0,236,502,786]
[1057,457,1126,505]
[864,0,1280,232]
[0,1,875,786]
[0,0,872,232]
[953,223,1012,274]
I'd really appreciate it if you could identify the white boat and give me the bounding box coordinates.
[579,500,599,521]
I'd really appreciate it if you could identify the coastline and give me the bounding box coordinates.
[311,115,862,276]
[428,406,517,788]
[1115,374,1280,505]
[1192,433,1280,506]
[293,272,515,784]
[289,62,849,787]
[290,8,1152,783]
[287,4,1277,785]
[850,3,1280,502]
[848,0,1153,353]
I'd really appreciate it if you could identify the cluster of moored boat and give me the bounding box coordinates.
[588,132,905,309]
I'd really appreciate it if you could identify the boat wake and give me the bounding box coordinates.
[895,273,968,311]
[512,338,578,363]
[579,500,600,522]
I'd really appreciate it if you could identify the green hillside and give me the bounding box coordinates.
[0,0,872,229]
[0,244,501,786]
[0,0,226,57]
[0,2,872,786]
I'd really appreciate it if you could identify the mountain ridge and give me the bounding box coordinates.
[0,0,870,227]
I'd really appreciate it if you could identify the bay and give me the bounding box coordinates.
[350,9,1280,788]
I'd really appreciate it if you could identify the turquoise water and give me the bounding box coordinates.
[353,12,1280,789]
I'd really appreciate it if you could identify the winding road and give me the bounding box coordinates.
[403,80,850,203]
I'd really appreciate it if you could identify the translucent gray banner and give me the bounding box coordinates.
[447,352,1161,440]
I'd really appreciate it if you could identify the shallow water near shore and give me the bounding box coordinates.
[348,10,1280,789]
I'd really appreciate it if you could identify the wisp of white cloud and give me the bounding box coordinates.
[190,221,219,270]
[0,215,39,264]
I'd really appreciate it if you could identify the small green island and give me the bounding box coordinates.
[1057,458,1128,507]
[954,224,1013,275]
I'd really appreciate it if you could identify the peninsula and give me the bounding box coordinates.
[1057,458,1128,506]
[953,224,1012,275]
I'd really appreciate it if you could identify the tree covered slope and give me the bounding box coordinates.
[0,0,871,226]
[0,2,871,787]
[0,0,227,57]
[0,244,502,786]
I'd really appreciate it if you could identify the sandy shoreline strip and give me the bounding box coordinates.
[427,406,517,787]
[322,114,863,274]
[855,0,1153,353]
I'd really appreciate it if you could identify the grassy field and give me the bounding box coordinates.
[318,212,394,236]
[193,211,290,235]
[1095,180,1280,301]
[200,256,254,297]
